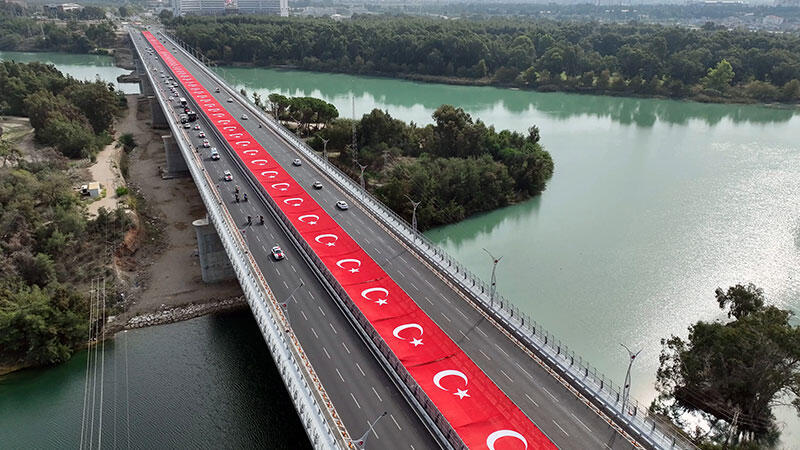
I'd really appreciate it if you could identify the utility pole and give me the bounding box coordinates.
[405,195,421,232]
[320,137,330,162]
[482,248,502,306]
[357,161,367,190]
[350,411,387,449]
[620,343,642,415]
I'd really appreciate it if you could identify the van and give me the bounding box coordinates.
[180,114,188,123]
[179,97,187,107]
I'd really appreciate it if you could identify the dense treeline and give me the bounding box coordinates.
[170,15,800,103]
[0,2,116,53]
[305,105,553,229]
[0,161,131,368]
[0,61,126,158]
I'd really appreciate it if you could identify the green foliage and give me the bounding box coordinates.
[1,61,123,159]
[0,162,132,368]
[115,186,128,197]
[118,133,136,152]
[319,105,553,229]
[655,284,800,445]
[170,15,800,103]
[702,59,735,93]
[0,3,117,53]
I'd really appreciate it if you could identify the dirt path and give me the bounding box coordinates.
[120,95,241,316]
[86,139,124,216]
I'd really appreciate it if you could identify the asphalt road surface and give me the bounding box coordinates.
[138,28,639,450]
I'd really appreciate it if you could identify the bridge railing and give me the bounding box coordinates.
[162,29,696,450]
[130,30,351,450]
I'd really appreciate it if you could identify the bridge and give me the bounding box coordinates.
[129,27,694,450]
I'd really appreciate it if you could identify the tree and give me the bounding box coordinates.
[0,138,21,167]
[655,285,800,444]
[702,59,735,92]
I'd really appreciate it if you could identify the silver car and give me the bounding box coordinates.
[336,201,349,210]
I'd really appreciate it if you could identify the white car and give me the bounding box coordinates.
[336,201,349,210]
[215,87,221,93]
[198,132,206,138]
[168,96,174,101]
[241,114,248,120]
[292,159,302,166]
[227,97,234,103]
[183,123,191,129]
[193,124,201,130]
[271,246,285,261]
[223,170,232,181]
[312,181,323,190]
[202,140,210,148]
[210,148,220,160]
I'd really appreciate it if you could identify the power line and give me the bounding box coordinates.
[79,279,95,450]
[97,280,107,449]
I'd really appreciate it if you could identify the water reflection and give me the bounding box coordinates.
[219,66,797,127]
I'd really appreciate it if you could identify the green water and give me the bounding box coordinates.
[0,51,140,94]
[2,55,799,445]
[222,67,800,441]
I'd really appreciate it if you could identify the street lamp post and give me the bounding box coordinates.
[405,195,421,232]
[482,248,502,306]
[350,411,387,449]
[321,137,330,162]
[357,162,367,190]
[620,343,642,415]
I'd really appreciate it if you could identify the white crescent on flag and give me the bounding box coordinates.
[335,258,361,272]
[223,126,236,131]
[230,133,244,139]
[261,170,278,178]
[433,370,468,391]
[283,198,304,207]
[243,149,258,155]
[251,159,268,166]
[298,214,319,225]
[360,287,389,305]
[486,430,528,450]
[392,323,423,340]
[314,234,338,246]
[271,182,290,191]
[235,140,250,146]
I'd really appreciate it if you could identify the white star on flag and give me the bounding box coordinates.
[410,337,423,347]
[349,268,359,273]
[375,298,388,306]
[454,388,470,399]
[326,242,335,247]
[309,221,316,225]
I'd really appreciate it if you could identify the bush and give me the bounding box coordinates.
[115,186,128,197]
[118,133,136,152]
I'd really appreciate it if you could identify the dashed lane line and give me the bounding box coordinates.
[329,322,338,334]
[300,310,308,321]
[478,349,492,361]
[355,363,366,377]
[372,387,383,402]
[310,328,318,339]
[318,306,326,317]
[459,330,471,341]
[335,368,345,383]
[495,344,511,358]
[323,346,331,359]
[552,420,570,437]
[342,342,350,354]
[571,412,593,432]
[542,386,560,403]
[525,393,539,407]
[390,414,402,431]
[350,393,361,409]
[499,369,513,383]
[440,312,452,323]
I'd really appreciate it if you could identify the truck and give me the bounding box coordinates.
[187,111,197,122]
[179,97,187,107]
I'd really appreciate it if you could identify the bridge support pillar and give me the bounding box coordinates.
[193,217,235,283]
[149,95,168,129]
[140,76,153,97]
[162,134,189,178]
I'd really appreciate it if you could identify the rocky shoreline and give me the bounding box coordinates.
[112,296,247,333]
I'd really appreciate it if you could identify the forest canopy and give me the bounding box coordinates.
[169,15,800,103]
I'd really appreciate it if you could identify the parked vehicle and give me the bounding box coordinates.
[336,201,349,210]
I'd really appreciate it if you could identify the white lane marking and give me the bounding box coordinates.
[371,419,380,440]
[310,328,318,339]
[552,420,570,437]
[459,330,470,341]
[495,344,510,358]
[439,293,451,304]
[374,248,382,255]
[424,297,434,305]
[478,349,492,360]
[283,280,289,289]
[300,310,308,321]
[291,265,297,273]
[390,414,402,431]
[323,347,331,359]
[571,413,592,432]
[318,306,326,317]
[424,278,434,288]
[409,281,419,291]
[456,309,469,320]
[255,235,262,242]
[308,290,315,299]
[329,323,338,334]
[275,268,281,276]
[477,327,489,338]
[342,342,350,354]
[397,270,406,278]
[440,312,451,323]
[499,369,513,383]
[542,386,559,403]
[525,393,539,407]
[335,368,345,383]
[350,393,361,409]
[514,361,534,379]
[372,387,383,402]
[355,363,366,377]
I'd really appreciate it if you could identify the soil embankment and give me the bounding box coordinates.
[112,94,243,328]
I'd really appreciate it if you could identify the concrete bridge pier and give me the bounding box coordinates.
[140,76,154,97]
[162,134,189,178]
[150,96,168,129]
[193,217,235,283]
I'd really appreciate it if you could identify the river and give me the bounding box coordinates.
[2,56,799,446]
[0,51,140,94]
